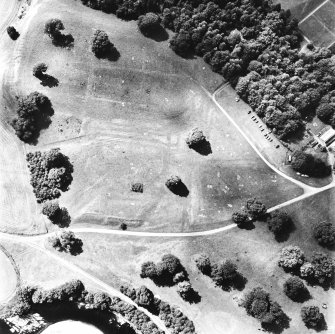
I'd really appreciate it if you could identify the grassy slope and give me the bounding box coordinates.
[53,189,335,333]
[5,0,303,233]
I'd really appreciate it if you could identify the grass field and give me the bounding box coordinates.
[0,247,17,305]
[53,188,335,333]
[1,0,305,233]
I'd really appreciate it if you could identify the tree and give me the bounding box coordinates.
[194,254,211,275]
[165,175,189,197]
[140,261,157,279]
[49,231,83,255]
[92,30,117,58]
[33,63,48,78]
[300,262,315,280]
[170,31,193,58]
[267,211,293,239]
[246,198,267,219]
[42,200,61,221]
[120,222,128,230]
[310,251,334,285]
[138,12,161,36]
[283,277,309,302]
[7,26,19,40]
[131,182,143,193]
[135,286,155,309]
[210,259,238,288]
[278,246,305,273]
[313,221,335,247]
[232,211,249,226]
[44,19,64,39]
[177,281,194,301]
[301,306,325,329]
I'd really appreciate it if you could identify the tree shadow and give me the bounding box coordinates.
[52,33,74,48]
[166,181,189,197]
[232,272,248,291]
[190,140,212,156]
[184,289,201,304]
[40,74,59,88]
[106,47,120,61]
[69,241,83,256]
[274,221,296,243]
[238,221,255,230]
[53,208,71,228]
[142,26,169,42]
[261,312,291,334]
[289,289,311,303]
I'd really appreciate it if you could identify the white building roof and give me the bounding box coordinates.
[320,128,335,143]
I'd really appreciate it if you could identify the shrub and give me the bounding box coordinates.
[177,281,194,301]
[194,253,211,275]
[120,222,128,230]
[49,230,83,255]
[313,221,335,247]
[131,182,143,193]
[33,63,48,78]
[278,246,305,273]
[301,306,325,329]
[246,198,267,219]
[232,211,249,226]
[7,26,19,40]
[283,277,309,302]
[138,13,161,36]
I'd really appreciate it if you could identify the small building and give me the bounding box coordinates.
[320,128,335,146]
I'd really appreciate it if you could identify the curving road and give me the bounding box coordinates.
[0,0,20,35]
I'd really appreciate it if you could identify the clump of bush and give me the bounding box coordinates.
[246,198,267,220]
[279,245,334,288]
[7,26,19,40]
[232,211,249,227]
[92,30,118,60]
[291,150,331,177]
[42,200,71,227]
[140,254,188,287]
[165,175,189,197]
[120,283,197,334]
[26,148,74,203]
[283,277,309,302]
[11,92,54,143]
[243,287,290,331]
[48,230,83,255]
[194,254,245,291]
[301,306,326,330]
[313,221,335,247]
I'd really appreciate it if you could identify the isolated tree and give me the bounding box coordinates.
[194,253,211,275]
[33,63,48,78]
[92,30,116,58]
[246,198,267,219]
[301,306,325,329]
[165,175,189,197]
[283,277,309,302]
[232,211,249,226]
[278,246,305,273]
[177,281,194,301]
[313,221,335,247]
[44,19,64,39]
[7,26,19,40]
[210,259,238,288]
[138,12,161,36]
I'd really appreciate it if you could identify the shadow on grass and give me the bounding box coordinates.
[96,46,120,62]
[190,140,212,156]
[40,74,59,88]
[52,33,74,48]
[273,221,296,243]
[142,26,169,42]
[167,181,189,197]
[185,289,201,304]
[261,312,291,334]
[237,221,255,230]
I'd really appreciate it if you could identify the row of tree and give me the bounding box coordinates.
[120,284,196,333]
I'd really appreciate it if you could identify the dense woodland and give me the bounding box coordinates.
[81,0,335,140]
